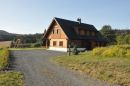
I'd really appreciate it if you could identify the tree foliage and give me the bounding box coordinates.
[116,34,130,45]
[100,25,116,44]
[100,25,130,45]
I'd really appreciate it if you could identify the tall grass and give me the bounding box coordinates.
[0,48,9,70]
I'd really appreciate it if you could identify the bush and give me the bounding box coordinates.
[126,49,130,57]
[92,45,130,57]
[92,47,106,56]
[72,45,79,55]
[102,46,119,57]
[0,48,9,70]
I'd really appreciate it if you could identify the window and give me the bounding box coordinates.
[52,29,55,34]
[81,30,85,35]
[52,29,60,34]
[57,29,60,34]
[79,29,85,35]
[59,41,63,46]
[89,31,91,36]
[78,29,81,35]
[92,32,95,36]
[86,31,90,36]
[53,41,57,46]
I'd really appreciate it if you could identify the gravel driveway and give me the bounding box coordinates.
[10,50,116,86]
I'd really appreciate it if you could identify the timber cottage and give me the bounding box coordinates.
[43,17,106,52]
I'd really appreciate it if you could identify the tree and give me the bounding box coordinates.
[100,25,116,44]
[124,34,130,44]
[116,34,130,45]
[116,35,124,45]
[100,25,112,35]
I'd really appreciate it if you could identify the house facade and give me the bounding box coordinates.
[43,17,106,52]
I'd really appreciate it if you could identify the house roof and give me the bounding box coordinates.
[43,17,106,42]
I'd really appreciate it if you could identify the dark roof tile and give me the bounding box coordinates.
[44,17,106,42]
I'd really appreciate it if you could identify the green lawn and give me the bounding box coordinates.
[54,52,130,86]
[0,49,24,86]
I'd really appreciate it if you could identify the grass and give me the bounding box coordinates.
[0,71,24,86]
[9,47,47,50]
[54,50,130,86]
[0,48,9,70]
[0,41,11,48]
[0,48,24,86]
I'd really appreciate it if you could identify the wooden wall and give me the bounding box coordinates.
[50,39,68,48]
[48,22,68,39]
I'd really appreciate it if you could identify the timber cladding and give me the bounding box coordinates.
[48,22,68,39]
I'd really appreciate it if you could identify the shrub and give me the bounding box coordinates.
[92,45,130,57]
[102,46,119,57]
[126,49,130,57]
[92,47,106,56]
[72,45,79,55]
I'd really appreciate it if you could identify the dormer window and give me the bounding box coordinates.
[92,32,95,36]
[86,31,90,36]
[78,28,85,35]
[81,30,85,35]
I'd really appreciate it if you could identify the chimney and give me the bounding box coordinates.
[77,18,81,24]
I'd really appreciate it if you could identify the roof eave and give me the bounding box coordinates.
[43,18,56,39]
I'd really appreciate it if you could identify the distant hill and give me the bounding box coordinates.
[0,30,11,35]
[0,30,17,41]
[0,30,43,43]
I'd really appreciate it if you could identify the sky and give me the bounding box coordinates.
[0,0,130,34]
